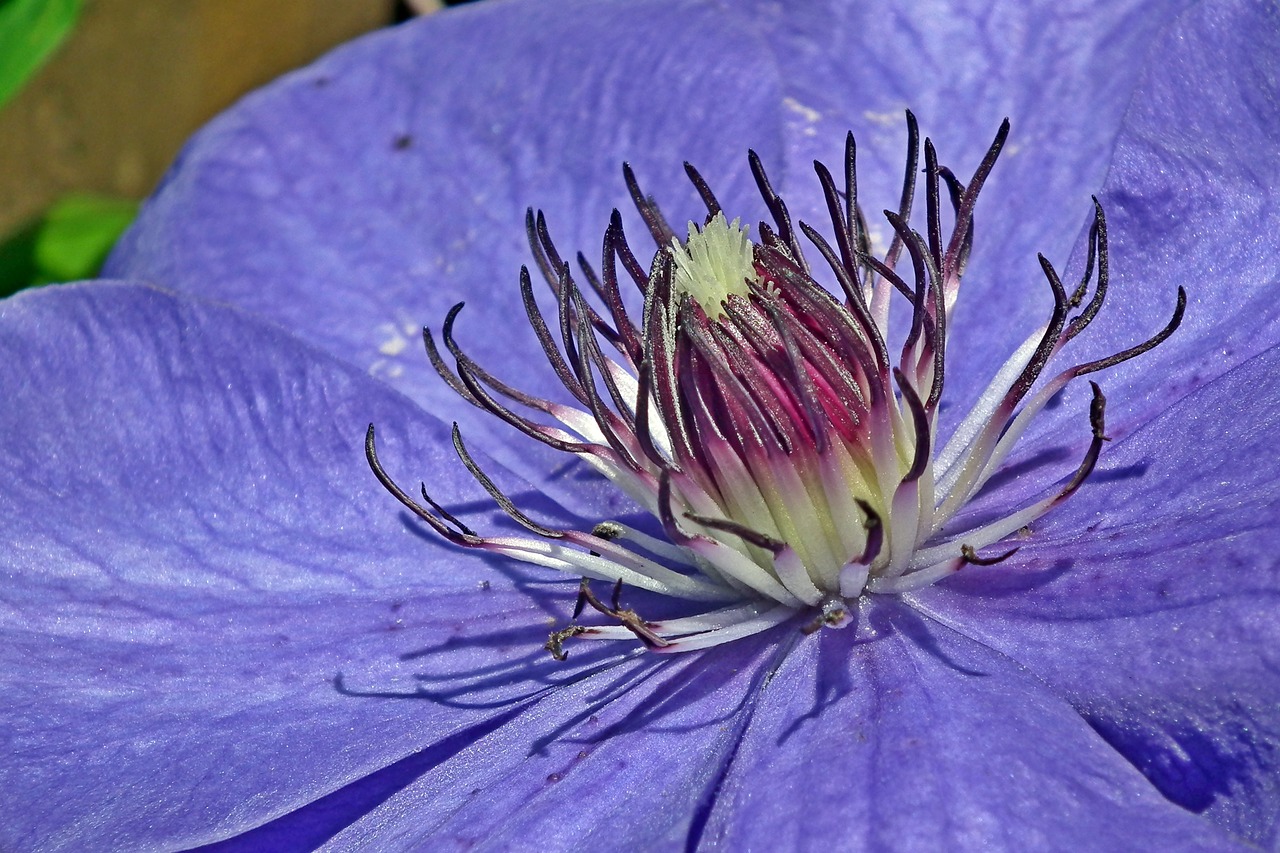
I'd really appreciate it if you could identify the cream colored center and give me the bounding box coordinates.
[670,213,757,319]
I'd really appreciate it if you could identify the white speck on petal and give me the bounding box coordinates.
[376,323,409,357]
[863,109,901,127]
[784,97,823,136]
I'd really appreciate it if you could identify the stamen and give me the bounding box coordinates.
[369,114,1183,657]
[882,110,920,276]
[450,423,562,539]
[683,161,723,220]
[961,544,1020,566]
[366,424,477,544]
[749,147,808,273]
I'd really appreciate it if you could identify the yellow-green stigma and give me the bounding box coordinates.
[670,213,756,318]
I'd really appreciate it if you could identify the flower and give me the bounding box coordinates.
[365,115,1184,655]
[4,0,1280,849]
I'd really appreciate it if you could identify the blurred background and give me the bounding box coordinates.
[0,0,474,296]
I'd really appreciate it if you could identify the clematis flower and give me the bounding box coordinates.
[364,114,1185,655]
[3,0,1279,849]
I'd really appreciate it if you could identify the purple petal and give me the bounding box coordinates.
[318,635,785,850]
[697,601,1242,850]
[0,281,615,848]
[1,281,1261,847]
[950,0,1280,485]
[226,599,1245,852]
[915,341,1280,844]
[1084,0,1280,424]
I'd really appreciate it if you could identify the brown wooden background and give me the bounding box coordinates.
[0,0,449,233]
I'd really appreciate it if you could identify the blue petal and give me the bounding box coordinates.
[317,635,784,850]
[954,0,1280,487]
[694,600,1242,850]
[227,599,1246,852]
[0,282,608,848]
[1086,0,1280,423]
[915,341,1280,845]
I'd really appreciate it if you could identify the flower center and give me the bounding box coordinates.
[366,113,1184,657]
[669,213,757,318]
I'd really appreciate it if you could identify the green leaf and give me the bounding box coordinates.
[33,194,138,281]
[0,218,40,298]
[0,194,137,298]
[0,0,83,109]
